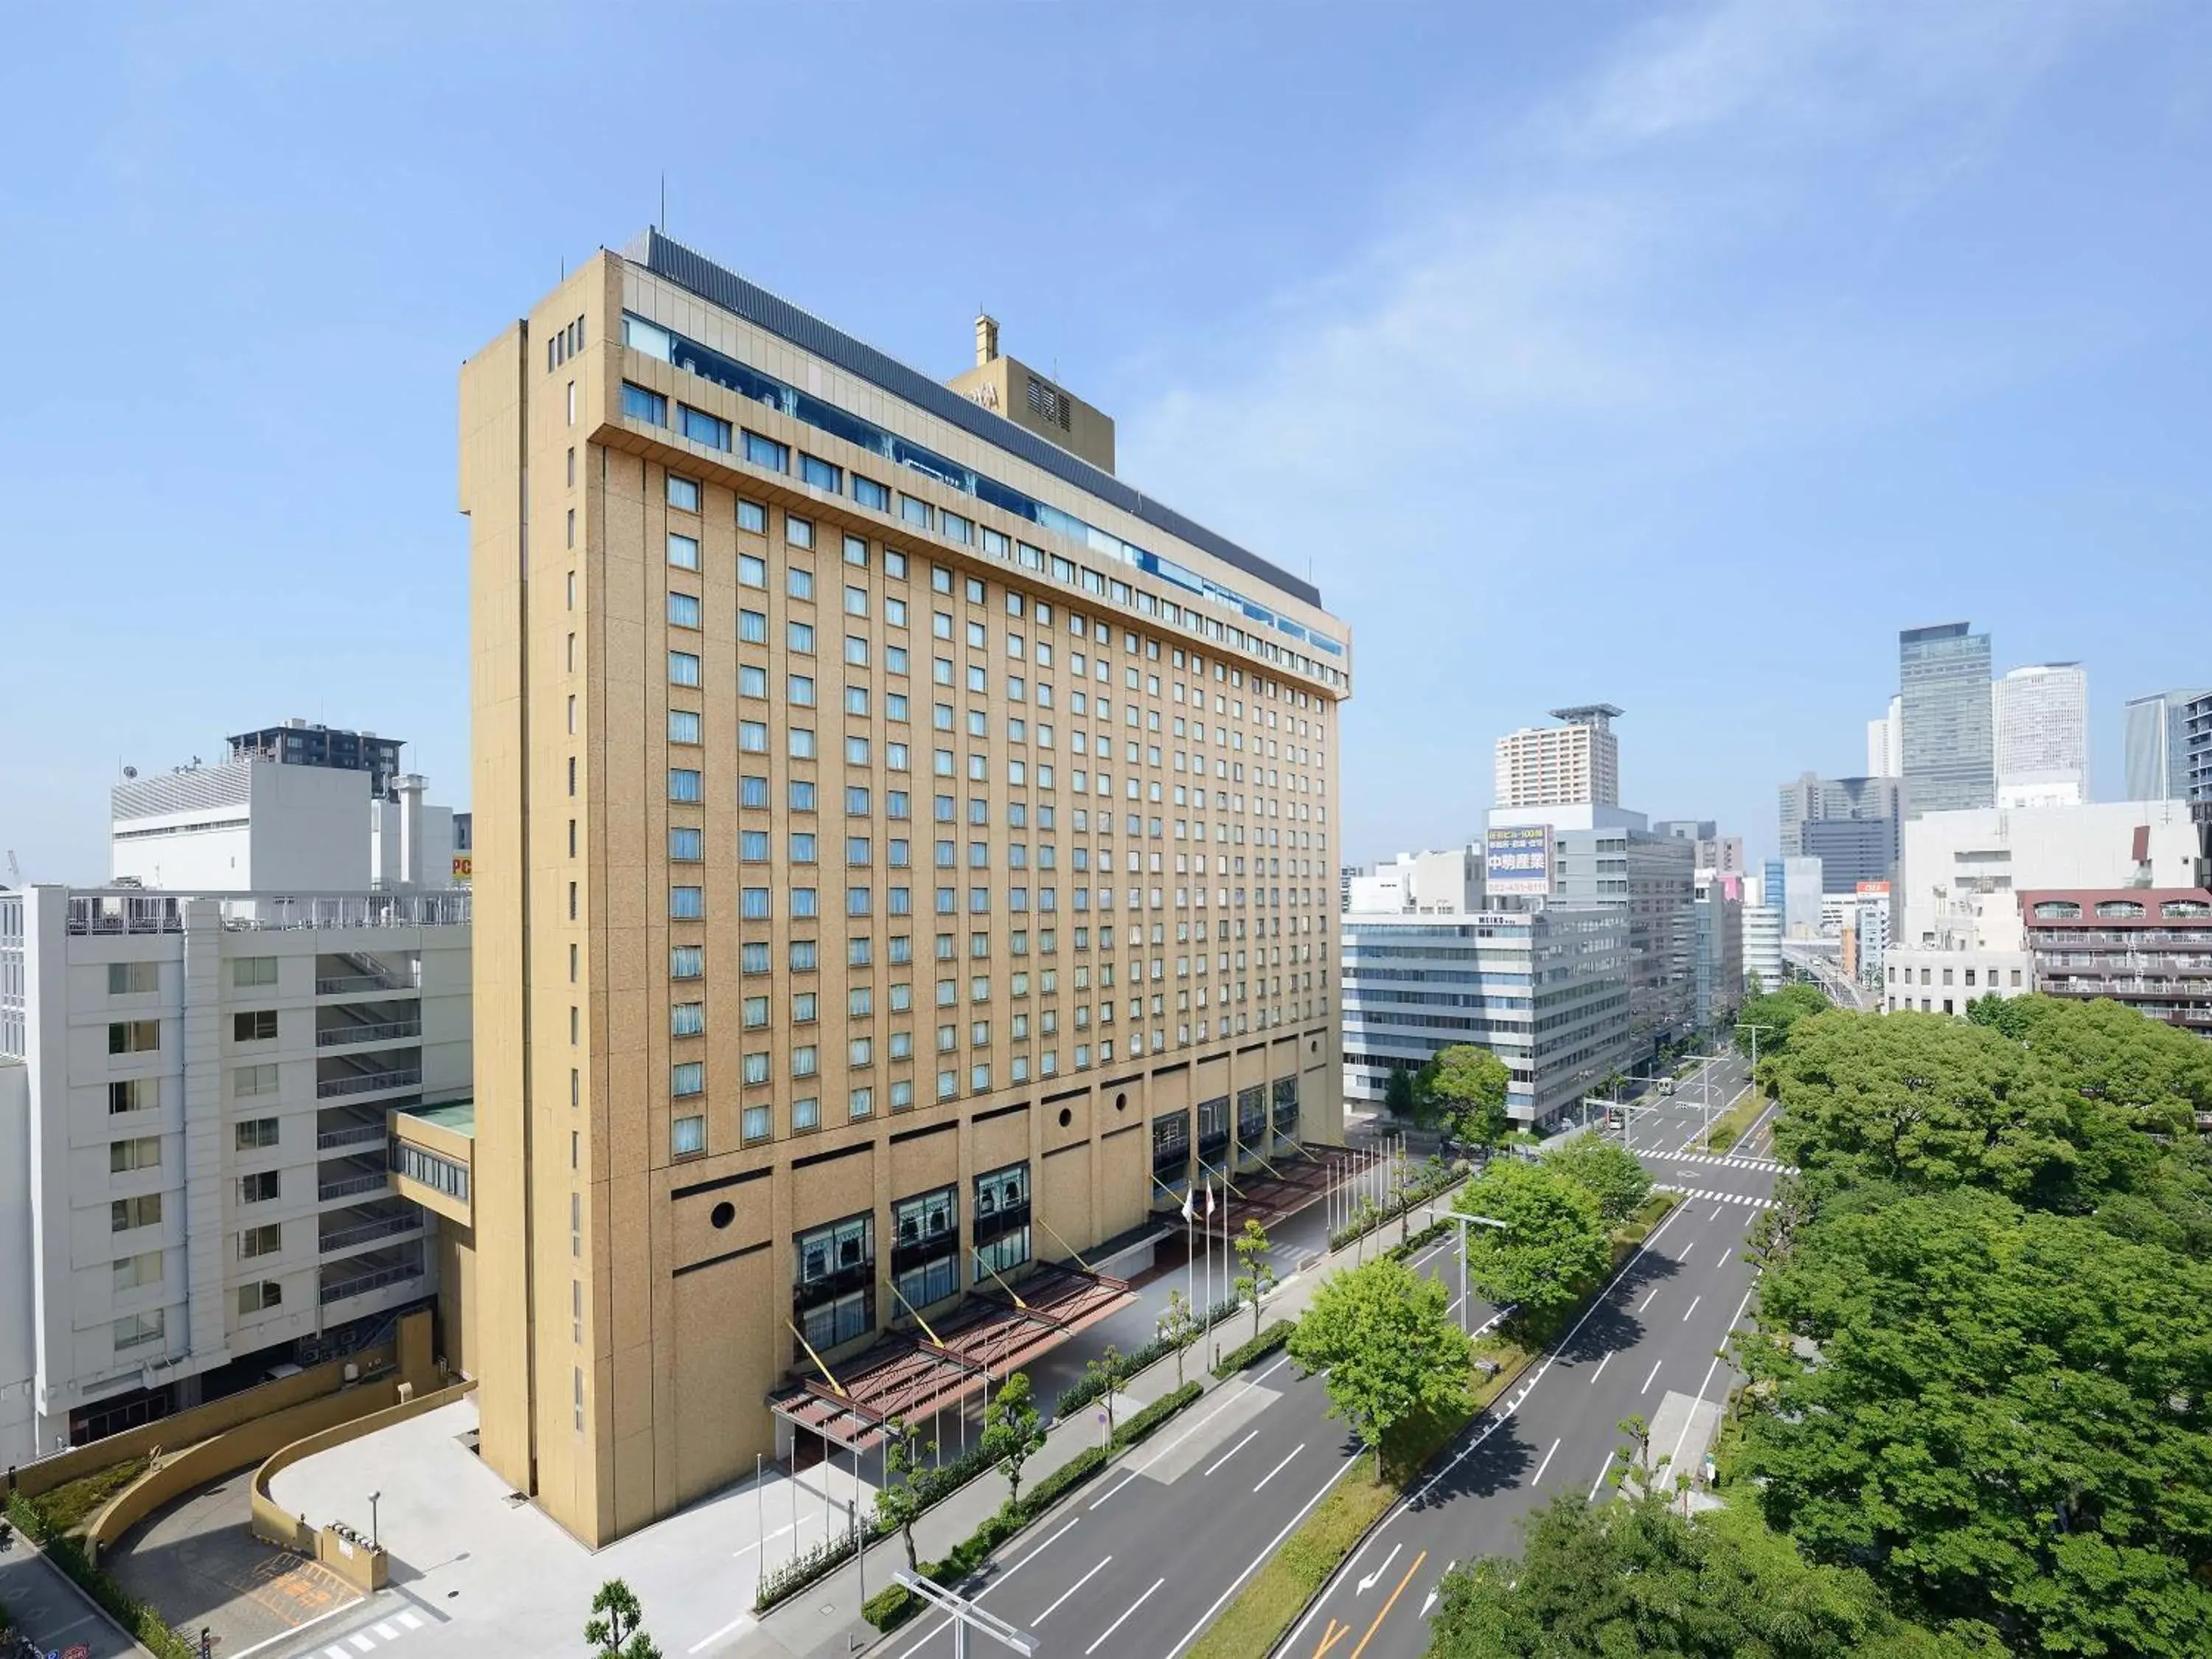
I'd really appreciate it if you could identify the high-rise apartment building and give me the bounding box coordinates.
[1899,622,1994,820]
[459,233,1349,1544]
[2122,689,2206,801]
[0,885,469,1461]
[1652,820,1743,877]
[1866,695,1902,779]
[1993,664,2088,809]
[2186,691,2212,807]
[1494,706,1621,809]
[227,721,408,802]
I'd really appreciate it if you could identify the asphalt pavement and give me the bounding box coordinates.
[891,1054,1779,1659]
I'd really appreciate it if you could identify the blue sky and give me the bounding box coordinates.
[2,1,2206,883]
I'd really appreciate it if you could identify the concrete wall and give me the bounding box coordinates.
[249,1378,476,1555]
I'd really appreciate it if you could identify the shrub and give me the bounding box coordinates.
[1213,1320,1295,1379]
[5,1492,195,1659]
[862,1582,917,1632]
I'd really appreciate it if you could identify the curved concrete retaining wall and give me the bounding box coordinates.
[250,1379,476,1554]
[87,1380,411,1563]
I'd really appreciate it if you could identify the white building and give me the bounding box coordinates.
[1345,847,1482,916]
[0,886,470,1459]
[1743,905,1783,992]
[1883,798,2208,1019]
[1993,664,2089,810]
[111,761,459,893]
[1341,908,1633,1128]
[1866,695,1902,779]
[1494,705,1621,810]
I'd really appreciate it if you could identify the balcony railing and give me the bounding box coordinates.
[316,1020,422,1048]
[316,973,409,995]
[320,1213,425,1253]
[320,1259,425,1305]
[319,1169,392,1201]
[316,1122,389,1151]
[317,1067,421,1099]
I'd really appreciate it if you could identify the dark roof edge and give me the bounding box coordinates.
[620,229,1322,611]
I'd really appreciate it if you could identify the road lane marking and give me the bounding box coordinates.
[397,1613,423,1631]
[1677,1242,1694,1262]
[1256,1353,1295,1385]
[1313,1619,1350,1659]
[1083,1576,1164,1655]
[1204,1429,1259,1477]
[1637,1287,1658,1314]
[1355,1543,1402,1594]
[1256,1444,1305,1492]
[1036,1555,1111,1623]
[1588,1351,1612,1385]
[1197,1464,1366,1659]
[1710,1203,1725,1220]
[1348,1549,1426,1659]
[375,1624,400,1641]
[1090,1470,1140,1509]
[1681,1295,1702,1322]
[888,1515,1079,1659]
[1587,1451,1614,1501]
[1641,1358,1662,1394]
[1532,1436,1561,1485]
[733,1520,796,1556]
[687,1612,756,1654]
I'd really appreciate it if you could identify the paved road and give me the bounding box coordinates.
[1280,1063,1784,1659]
[877,1055,1773,1659]
[0,1534,143,1659]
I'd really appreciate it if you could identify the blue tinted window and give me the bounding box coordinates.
[622,383,667,425]
[680,406,731,450]
[799,454,842,493]
[740,774,769,808]
[669,827,703,861]
[743,431,788,471]
[853,476,890,512]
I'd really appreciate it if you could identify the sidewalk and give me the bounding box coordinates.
[0,1527,155,1659]
[734,1184,1471,1659]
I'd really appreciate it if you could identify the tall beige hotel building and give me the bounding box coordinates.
[459,232,1350,1544]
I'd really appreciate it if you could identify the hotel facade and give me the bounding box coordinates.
[459,233,1349,1543]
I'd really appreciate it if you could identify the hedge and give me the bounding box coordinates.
[5,1491,195,1659]
[1109,1381,1201,1453]
[1213,1320,1295,1380]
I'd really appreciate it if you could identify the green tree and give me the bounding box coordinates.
[1540,1131,1653,1228]
[982,1370,1046,1505]
[1424,1495,1986,1658]
[1416,1045,1511,1147]
[874,1418,930,1572]
[1383,1065,1417,1119]
[1285,1254,1472,1476]
[1742,1184,2212,1656]
[1082,1344,1127,1438]
[1155,1287,1199,1386]
[1232,1219,1277,1338]
[585,1579,663,1659]
[1736,982,1832,1065]
[1454,1159,1611,1322]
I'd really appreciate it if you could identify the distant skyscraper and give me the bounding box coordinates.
[1494,705,1622,809]
[1778,773,1899,894]
[1899,623,1994,819]
[2122,688,2206,801]
[1866,694,1902,779]
[1993,664,2088,808]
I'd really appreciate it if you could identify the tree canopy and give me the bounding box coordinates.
[1454,1158,1611,1318]
[1425,1495,1987,1659]
[1286,1253,1471,1472]
[1738,982,1832,1060]
[1540,1131,1654,1227]
[1416,1044,1512,1146]
[1737,995,2212,1657]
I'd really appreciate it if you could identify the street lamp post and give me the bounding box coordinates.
[1440,1211,1509,1333]
[368,1490,381,1551]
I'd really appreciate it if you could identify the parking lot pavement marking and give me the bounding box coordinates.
[376,1623,400,1639]
[397,1612,424,1630]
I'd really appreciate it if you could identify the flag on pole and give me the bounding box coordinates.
[1180,1184,1195,1223]
[1204,1180,1217,1218]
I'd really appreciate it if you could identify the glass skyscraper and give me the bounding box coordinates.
[1899,622,1994,819]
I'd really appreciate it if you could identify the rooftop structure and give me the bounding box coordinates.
[227,721,407,802]
[1495,705,1623,810]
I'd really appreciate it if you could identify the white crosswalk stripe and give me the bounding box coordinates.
[1661,1151,1796,1174]
[1658,1183,1775,1211]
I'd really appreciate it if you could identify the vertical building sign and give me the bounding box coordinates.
[1485,825,1552,897]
